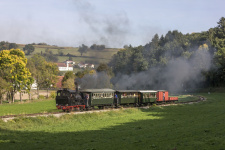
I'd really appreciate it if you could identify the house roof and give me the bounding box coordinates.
[63,60,75,63]
[57,63,73,67]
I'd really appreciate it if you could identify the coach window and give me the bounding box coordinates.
[150,93,155,98]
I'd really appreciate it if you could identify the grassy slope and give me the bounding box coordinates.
[0,93,225,149]
[18,44,119,65]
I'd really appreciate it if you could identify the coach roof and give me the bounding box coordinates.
[80,89,115,93]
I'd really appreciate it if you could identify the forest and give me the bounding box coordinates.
[108,17,225,92]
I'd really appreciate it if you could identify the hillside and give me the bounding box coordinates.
[18,44,120,71]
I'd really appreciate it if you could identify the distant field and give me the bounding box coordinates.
[0,93,225,149]
[18,44,120,64]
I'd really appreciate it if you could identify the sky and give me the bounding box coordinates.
[0,0,224,48]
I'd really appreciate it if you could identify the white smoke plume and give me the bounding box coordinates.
[112,49,212,93]
[76,72,112,89]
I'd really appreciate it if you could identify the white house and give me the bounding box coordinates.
[57,62,73,71]
[89,64,95,68]
[31,80,37,89]
[78,62,95,69]
[78,62,87,68]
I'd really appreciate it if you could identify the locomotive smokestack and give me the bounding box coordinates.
[75,80,79,93]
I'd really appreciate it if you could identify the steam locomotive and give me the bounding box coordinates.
[56,83,178,112]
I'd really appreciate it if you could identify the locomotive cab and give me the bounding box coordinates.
[56,89,71,106]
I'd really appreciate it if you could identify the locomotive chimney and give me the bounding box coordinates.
[75,81,79,93]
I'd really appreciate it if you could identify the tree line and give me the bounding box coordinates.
[78,44,106,56]
[109,17,225,89]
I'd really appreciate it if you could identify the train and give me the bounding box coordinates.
[56,84,178,112]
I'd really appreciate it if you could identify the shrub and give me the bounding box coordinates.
[50,92,56,99]
[38,95,46,99]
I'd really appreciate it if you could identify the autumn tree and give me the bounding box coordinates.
[0,77,10,104]
[27,54,59,98]
[0,49,34,103]
[63,78,75,90]
[27,54,45,98]
[41,62,59,98]
[62,71,75,89]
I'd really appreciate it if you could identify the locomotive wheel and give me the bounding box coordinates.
[98,106,103,109]
[68,107,74,112]
[79,107,84,112]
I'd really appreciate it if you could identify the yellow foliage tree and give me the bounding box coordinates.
[0,49,34,102]
[198,43,209,51]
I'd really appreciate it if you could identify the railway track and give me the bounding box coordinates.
[0,96,206,122]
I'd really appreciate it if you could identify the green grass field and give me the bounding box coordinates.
[0,99,59,116]
[18,44,119,65]
[0,93,225,150]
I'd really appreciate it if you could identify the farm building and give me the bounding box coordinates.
[57,62,73,71]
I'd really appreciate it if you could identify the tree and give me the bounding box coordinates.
[0,77,10,104]
[0,41,9,51]
[131,46,149,72]
[0,49,34,103]
[212,17,225,85]
[75,69,95,78]
[23,44,35,55]
[78,44,88,56]
[9,43,18,49]
[28,54,59,98]
[96,63,113,76]
[58,49,64,56]
[62,71,75,89]
[42,53,59,62]
[69,56,73,61]
[63,78,75,90]
[90,44,105,50]
[41,62,59,98]
[27,54,47,98]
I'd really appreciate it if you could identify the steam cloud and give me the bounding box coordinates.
[73,0,130,48]
[112,49,212,93]
[77,72,112,89]
[77,49,212,93]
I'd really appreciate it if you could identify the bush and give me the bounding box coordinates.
[38,95,46,99]
[50,92,56,99]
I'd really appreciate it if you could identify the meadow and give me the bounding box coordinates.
[18,44,120,65]
[0,93,225,150]
[0,99,58,116]
[0,94,196,116]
